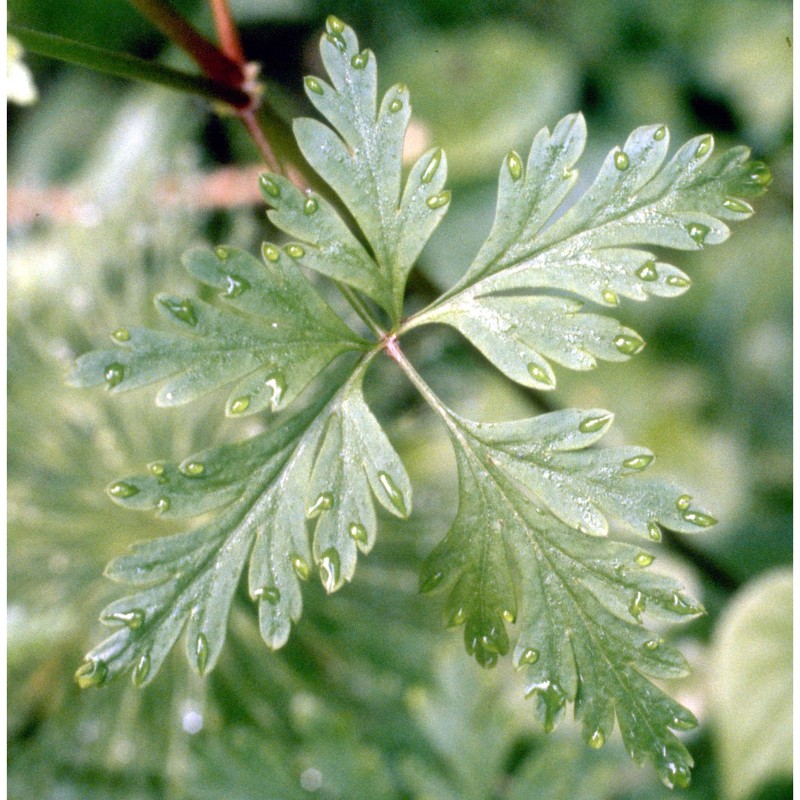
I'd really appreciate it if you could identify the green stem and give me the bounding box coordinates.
[9,24,250,107]
[126,0,243,88]
[387,338,456,430]
[337,284,386,339]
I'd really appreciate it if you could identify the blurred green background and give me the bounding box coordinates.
[7,0,792,798]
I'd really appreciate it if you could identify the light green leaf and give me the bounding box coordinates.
[710,569,792,800]
[281,16,450,322]
[67,246,367,416]
[409,114,771,389]
[76,361,411,686]
[419,405,707,788]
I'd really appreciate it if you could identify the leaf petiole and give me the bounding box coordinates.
[9,24,250,107]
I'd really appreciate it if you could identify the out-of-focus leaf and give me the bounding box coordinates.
[710,569,792,800]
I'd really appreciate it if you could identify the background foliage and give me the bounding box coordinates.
[8,0,792,798]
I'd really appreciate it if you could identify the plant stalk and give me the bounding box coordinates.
[209,0,246,65]
[8,24,250,107]
[126,0,244,89]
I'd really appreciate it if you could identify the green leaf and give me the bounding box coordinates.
[419,405,707,788]
[710,569,792,800]
[273,16,450,322]
[409,114,771,389]
[66,246,367,416]
[76,361,412,686]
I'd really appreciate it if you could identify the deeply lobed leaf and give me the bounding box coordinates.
[409,114,771,389]
[278,16,451,322]
[76,362,411,687]
[67,246,367,416]
[419,406,707,787]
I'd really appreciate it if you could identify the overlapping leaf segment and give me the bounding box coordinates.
[69,16,769,787]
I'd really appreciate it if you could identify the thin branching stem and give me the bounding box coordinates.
[126,0,244,88]
[209,0,246,65]
[9,24,249,107]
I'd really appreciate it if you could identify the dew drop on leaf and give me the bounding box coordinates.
[420,148,442,184]
[527,363,554,387]
[326,15,345,33]
[111,328,130,342]
[506,150,523,181]
[686,222,710,245]
[654,125,666,141]
[215,246,229,260]
[668,592,703,616]
[348,522,368,544]
[502,608,516,623]
[448,606,467,627]
[229,396,251,415]
[722,197,751,213]
[588,729,605,749]
[132,653,150,687]
[419,571,444,593]
[160,297,198,326]
[629,590,646,621]
[259,175,281,198]
[601,288,619,305]
[635,260,658,281]
[156,497,170,513]
[292,555,311,581]
[255,586,280,604]
[180,461,205,477]
[104,362,125,388]
[682,509,717,527]
[517,647,540,667]
[224,274,250,298]
[148,462,165,476]
[265,373,286,411]
[304,76,324,95]
[643,638,661,651]
[103,609,145,629]
[666,275,691,288]
[676,494,692,510]
[108,481,139,499]
[622,454,654,470]
[307,492,334,518]
[647,522,662,542]
[389,98,403,113]
[262,243,280,262]
[75,658,107,689]
[351,50,368,69]
[378,471,407,515]
[613,332,646,356]
[195,632,209,674]
[285,244,305,259]
[694,135,712,158]
[662,761,692,790]
[319,548,341,593]
[302,196,319,215]
[613,150,630,171]
[426,191,451,210]
[635,552,654,567]
[525,680,566,733]
[578,412,613,434]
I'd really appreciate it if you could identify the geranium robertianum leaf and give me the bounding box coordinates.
[418,404,709,788]
[76,359,411,687]
[406,114,771,389]
[265,16,450,323]
[67,246,368,416]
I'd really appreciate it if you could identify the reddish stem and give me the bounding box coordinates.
[209,0,246,65]
[127,0,244,91]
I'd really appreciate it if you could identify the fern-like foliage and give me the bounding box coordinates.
[69,16,771,788]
